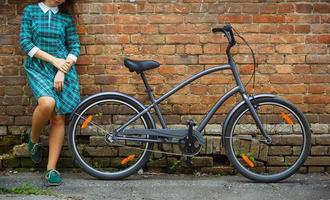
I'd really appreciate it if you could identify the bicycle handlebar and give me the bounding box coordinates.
[212,24,236,47]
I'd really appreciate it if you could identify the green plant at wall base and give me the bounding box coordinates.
[246,152,255,162]
[0,182,56,196]
[170,159,182,170]
[193,170,201,177]
[95,112,103,117]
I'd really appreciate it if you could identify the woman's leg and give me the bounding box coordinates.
[31,96,56,143]
[47,110,65,170]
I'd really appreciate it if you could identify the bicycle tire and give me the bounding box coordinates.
[224,97,311,182]
[68,93,155,180]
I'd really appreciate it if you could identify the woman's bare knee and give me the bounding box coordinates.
[38,96,55,113]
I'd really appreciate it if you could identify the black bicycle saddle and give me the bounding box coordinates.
[124,58,160,74]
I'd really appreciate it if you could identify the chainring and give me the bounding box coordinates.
[178,136,202,156]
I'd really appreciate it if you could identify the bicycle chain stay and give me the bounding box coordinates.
[73,112,200,157]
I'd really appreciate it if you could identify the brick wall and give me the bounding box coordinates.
[0,0,329,173]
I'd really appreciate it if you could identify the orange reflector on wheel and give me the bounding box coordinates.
[280,113,294,125]
[120,154,136,165]
[81,115,93,129]
[241,153,254,168]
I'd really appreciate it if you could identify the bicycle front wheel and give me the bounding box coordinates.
[68,93,154,180]
[224,97,311,182]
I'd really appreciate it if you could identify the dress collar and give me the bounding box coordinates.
[38,2,59,14]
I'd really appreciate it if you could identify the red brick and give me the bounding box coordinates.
[313,3,330,13]
[296,4,313,13]
[270,75,300,84]
[79,14,113,24]
[131,35,164,44]
[259,25,277,33]
[285,55,305,64]
[304,96,330,104]
[203,44,221,54]
[158,45,176,55]
[294,25,310,33]
[100,3,116,14]
[278,3,294,13]
[96,35,130,44]
[311,24,330,34]
[286,15,320,23]
[140,25,158,34]
[260,4,278,14]
[308,85,328,94]
[185,45,203,54]
[86,45,103,55]
[186,14,218,23]
[76,56,93,65]
[218,15,252,24]
[306,35,330,44]
[253,16,285,23]
[278,25,294,33]
[270,35,304,44]
[306,55,330,64]
[114,15,148,24]
[117,3,137,14]
[166,35,199,44]
[159,25,176,33]
[164,55,198,65]
[149,15,183,24]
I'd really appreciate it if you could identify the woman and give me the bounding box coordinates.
[19,0,80,186]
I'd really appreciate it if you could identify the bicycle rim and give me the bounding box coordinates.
[226,99,310,182]
[70,98,152,179]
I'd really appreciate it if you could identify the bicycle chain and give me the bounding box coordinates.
[73,112,200,157]
[107,139,199,157]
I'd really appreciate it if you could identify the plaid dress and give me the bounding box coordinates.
[19,4,81,115]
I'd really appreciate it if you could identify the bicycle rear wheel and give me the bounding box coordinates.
[224,97,311,182]
[68,93,154,180]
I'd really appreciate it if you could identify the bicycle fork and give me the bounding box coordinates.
[241,93,272,144]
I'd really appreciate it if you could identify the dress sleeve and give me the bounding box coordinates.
[19,6,40,57]
[66,16,80,63]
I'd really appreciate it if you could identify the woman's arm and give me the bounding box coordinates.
[34,50,69,73]
[19,6,39,58]
[65,15,80,66]
[19,6,69,73]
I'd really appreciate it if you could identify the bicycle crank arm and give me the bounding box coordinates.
[117,129,205,145]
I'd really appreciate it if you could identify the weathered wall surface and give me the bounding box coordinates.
[0,0,329,173]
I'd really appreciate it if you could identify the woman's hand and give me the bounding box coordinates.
[51,57,69,73]
[54,70,65,93]
[65,58,75,71]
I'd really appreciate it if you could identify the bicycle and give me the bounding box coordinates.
[67,24,311,183]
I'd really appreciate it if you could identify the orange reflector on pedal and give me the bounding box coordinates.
[280,113,294,125]
[241,153,254,168]
[120,154,136,165]
[81,115,93,129]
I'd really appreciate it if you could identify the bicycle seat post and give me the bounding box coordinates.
[140,72,167,129]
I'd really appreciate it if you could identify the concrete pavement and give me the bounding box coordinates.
[0,170,329,200]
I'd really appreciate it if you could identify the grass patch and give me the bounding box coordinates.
[0,182,56,196]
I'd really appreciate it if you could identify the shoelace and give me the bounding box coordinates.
[31,143,43,154]
[46,169,61,179]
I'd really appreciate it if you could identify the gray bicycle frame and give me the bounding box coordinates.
[115,58,269,141]
[114,25,271,142]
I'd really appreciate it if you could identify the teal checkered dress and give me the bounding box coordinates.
[20,4,81,115]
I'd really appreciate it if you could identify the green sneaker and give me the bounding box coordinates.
[27,131,43,164]
[44,169,62,186]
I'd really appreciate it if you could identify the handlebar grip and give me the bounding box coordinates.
[212,27,225,33]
